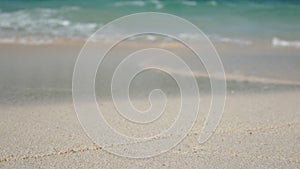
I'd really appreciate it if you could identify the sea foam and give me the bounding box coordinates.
[272,37,300,48]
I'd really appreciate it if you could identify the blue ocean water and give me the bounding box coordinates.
[0,0,299,46]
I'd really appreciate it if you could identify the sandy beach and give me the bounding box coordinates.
[0,43,299,168]
[1,0,300,168]
[0,85,299,168]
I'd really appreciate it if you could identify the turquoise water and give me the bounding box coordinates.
[1,0,300,89]
[0,0,300,45]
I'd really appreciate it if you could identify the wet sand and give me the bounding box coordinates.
[0,43,299,168]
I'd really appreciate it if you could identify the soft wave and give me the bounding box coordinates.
[182,1,197,6]
[113,0,163,9]
[0,7,100,41]
[209,35,252,45]
[0,33,254,46]
[0,37,55,45]
[208,0,218,6]
[150,0,164,9]
[272,37,300,48]
[114,1,146,7]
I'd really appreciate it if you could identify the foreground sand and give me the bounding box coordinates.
[0,89,299,168]
[0,44,299,168]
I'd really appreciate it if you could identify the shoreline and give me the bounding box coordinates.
[1,42,300,98]
[0,37,299,51]
[0,34,299,169]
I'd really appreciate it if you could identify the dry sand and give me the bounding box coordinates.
[0,91,299,168]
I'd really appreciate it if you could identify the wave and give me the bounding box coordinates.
[0,7,100,41]
[0,37,55,45]
[272,37,300,48]
[151,0,164,9]
[181,1,197,6]
[0,33,254,46]
[0,7,297,48]
[114,1,146,7]
[209,35,252,45]
[113,0,163,9]
[208,1,218,7]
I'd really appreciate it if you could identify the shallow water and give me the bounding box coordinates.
[0,0,300,45]
[0,0,300,100]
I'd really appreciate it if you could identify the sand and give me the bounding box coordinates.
[0,91,299,168]
[0,44,299,168]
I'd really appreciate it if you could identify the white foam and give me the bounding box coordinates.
[146,35,157,41]
[272,37,300,48]
[151,0,164,9]
[114,1,146,7]
[210,35,252,45]
[0,37,55,45]
[208,0,218,6]
[182,1,197,6]
[0,37,16,44]
[0,7,100,44]
[218,37,252,45]
[178,33,201,40]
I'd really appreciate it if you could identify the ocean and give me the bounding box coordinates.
[0,0,300,46]
[0,0,300,90]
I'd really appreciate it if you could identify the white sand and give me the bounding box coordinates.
[0,44,299,168]
[0,91,299,168]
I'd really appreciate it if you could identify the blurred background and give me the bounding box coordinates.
[0,0,300,92]
[1,0,300,41]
